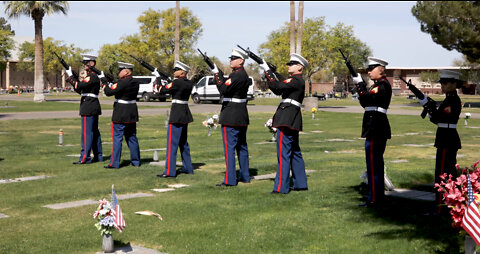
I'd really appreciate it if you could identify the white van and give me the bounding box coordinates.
[191,75,254,104]
[134,76,170,102]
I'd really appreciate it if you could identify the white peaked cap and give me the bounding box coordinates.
[174,61,191,72]
[367,57,388,67]
[230,49,248,60]
[82,54,97,61]
[438,69,461,81]
[288,53,309,68]
[118,62,134,69]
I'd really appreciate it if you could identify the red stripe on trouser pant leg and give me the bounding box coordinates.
[277,130,284,193]
[109,123,114,167]
[81,116,87,163]
[370,140,375,203]
[167,124,172,175]
[438,148,447,214]
[224,127,229,185]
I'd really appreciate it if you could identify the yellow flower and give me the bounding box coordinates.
[312,108,317,113]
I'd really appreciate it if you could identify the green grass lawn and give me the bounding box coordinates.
[0,106,479,253]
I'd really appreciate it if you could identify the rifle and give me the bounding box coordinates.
[237,45,277,72]
[81,62,114,83]
[54,52,79,80]
[399,77,437,119]
[338,49,358,77]
[127,54,170,80]
[197,48,215,70]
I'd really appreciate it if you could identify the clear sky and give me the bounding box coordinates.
[1,1,464,67]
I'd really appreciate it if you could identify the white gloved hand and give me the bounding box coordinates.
[351,74,363,85]
[259,59,270,71]
[151,68,161,78]
[97,71,105,79]
[65,67,73,77]
[418,96,428,106]
[209,63,219,74]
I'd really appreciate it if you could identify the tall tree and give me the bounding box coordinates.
[259,18,371,95]
[412,1,480,62]
[419,71,440,94]
[174,1,180,62]
[0,17,15,70]
[4,1,69,102]
[289,1,295,54]
[296,1,304,55]
[99,7,202,76]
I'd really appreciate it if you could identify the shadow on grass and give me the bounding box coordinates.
[349,184,461,253]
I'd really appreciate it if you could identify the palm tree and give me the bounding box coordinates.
[4,1,69,102]
[289,1,295,54]
[296,1,303,55]
[174,1,180,62]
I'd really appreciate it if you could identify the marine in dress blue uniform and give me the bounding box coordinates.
[209,49,251,186]
[429,70,463,214]
[351,57,392,206]
[66,54,103,164]
[101,62,141,169]
[156,61,194,178]
[260,53,309,194]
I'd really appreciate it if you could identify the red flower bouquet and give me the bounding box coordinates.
[435,161,480,228]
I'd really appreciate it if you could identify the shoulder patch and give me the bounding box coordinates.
[370,87,379,94]
[111,83,118,90]
[443,106,452,114]
[83,76,91,83]
[166,82,173,89]
[283,78,292,84]
[225,78,232,85]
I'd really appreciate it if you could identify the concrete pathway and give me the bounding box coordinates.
[95,245,167,254]
[43,193,155,210]
[0,175,50,184]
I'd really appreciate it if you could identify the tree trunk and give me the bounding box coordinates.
[33,15,45,102]
[174,1,180,62]
[296,1,304,55]
[290,1,296,54]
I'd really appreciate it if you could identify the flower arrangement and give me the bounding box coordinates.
[435,161,480,228]
[264,118,277,142]
[202,114,219,136]
[312,107,317,119]
[465,112,471,126]
[93,199,116,235]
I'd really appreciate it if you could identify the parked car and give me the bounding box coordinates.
[134,76,170,102]
[191,75,254,104]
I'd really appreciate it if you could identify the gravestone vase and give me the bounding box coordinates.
[465,234,476,254]
[102,233,114,253]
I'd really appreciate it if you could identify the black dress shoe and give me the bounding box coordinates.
[359,202,376,208]
[270,191,282,194]
[73,161,85,165]
[291,187,308,191]
[104,165,118,169]
[157,174,176,178]
[216,183,234,187]
[178,170,194,175]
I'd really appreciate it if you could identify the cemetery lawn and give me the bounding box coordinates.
[1,110,479,253]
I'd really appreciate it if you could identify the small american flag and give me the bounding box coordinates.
[112,185,125,232]
[461,174,480,245]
